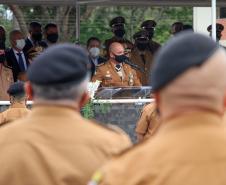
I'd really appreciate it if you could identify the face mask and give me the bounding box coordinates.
[47,33,59,43]
[0,35,6,43]
[216,32,222,41]
[114,54,128,63]
[114,29,125,38]
[89,47,100,58]
[32,32,42,42]
[16,39,25,50]
[146,28,154,39]
[0,40,5,49]
[0,53,5,63]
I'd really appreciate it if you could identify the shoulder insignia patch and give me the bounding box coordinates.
[88,170,103,185]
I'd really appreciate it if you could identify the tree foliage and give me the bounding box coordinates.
[0,4,192,46]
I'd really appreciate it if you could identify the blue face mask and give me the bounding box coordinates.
[114,54,128,63]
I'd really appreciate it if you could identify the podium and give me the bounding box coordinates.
[93,86,153,142]
[94,86,152,99]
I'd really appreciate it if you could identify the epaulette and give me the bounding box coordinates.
[96,62,105,67]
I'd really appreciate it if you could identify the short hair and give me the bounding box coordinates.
[9,30,22,41]
[44,23,57,32]
[31,76,89,101]
[29,22,41,31]
[86,37,101,47]
[12,93,26,101]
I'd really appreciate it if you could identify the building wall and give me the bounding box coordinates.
[193,7,226,46]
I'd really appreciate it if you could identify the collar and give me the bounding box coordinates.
[30,104,80,118]
[158,111,224,134]
[13,48,23,55]
[10,102,27,108]
[28,37,34,46]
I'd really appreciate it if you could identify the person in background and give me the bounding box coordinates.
[140,20,161,53]
[0,26,13,100]
[0,26,6,49]
[0,82,30,125]
[89,32,226,185]
[43,23,59,47]
[104,16,133,57]
[23,21,47,61]
[0,44,131,185]
[135,102,160,142]
[130,30,155,85]
[92,42,141,87]
[5,30,29,82]
[171,22,184,35]
[207,23,224,42]
[87,37,106,77]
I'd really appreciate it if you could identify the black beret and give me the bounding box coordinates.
[110,16,125,27]
[207,23,224,32]
[7,82,25,96]
[27,44,90,86]
[150,32,219,91]
[133,30,149,40]
[141,20,157,29]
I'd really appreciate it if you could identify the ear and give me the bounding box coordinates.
[25,82,34,100]
[79,91,90,109]
[223,94,226,110]
[153,92,160,107]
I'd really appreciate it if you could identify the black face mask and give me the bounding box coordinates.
[32,32,42,42]
[114,54,128,63]
[146,28,154,39]
[47,33,59,43]
[0,35,6,49]
[0,40,5,50]
[114,29,125,38]
[0,54,5,63]
[217,32,222,41]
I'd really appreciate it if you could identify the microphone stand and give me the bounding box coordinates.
[123,59,145,73]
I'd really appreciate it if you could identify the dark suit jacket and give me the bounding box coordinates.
[5,48,30,82]
[23,38,33,55]
[23,38,48,56]
[89,56,107,77]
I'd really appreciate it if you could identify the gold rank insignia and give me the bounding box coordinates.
[87,170,103,185]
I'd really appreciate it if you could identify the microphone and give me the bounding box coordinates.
[123,58,145,73]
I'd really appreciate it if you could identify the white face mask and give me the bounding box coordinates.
[89,47,100,58]
[16,39,25,50]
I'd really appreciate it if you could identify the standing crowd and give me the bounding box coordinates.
[0,16,226,185]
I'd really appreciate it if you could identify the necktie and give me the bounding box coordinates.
[17,53,26,72]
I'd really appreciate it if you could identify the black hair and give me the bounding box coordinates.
[86,37,101,47]
[29,22,41,29]
[44,23,57,32]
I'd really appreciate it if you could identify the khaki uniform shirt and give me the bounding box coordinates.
[0,106,131,185]
[91,112,226,185]
[0,65,13,100]
[130,48,154,85]
[92,59,141,87]
[0,102,30,125]
[135,103,160,140]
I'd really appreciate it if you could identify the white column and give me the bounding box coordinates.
[75,1,80,42]
[211,0,217,41]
